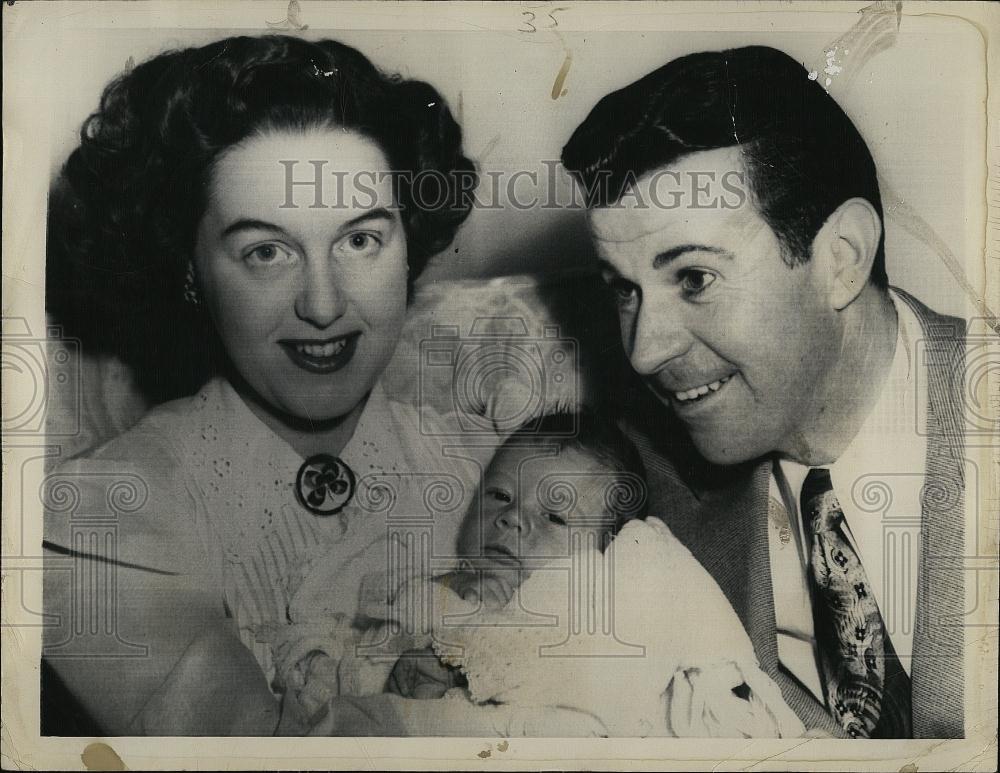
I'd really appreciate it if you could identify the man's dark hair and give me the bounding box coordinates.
[509,409,649,529]
[561,45,888,288]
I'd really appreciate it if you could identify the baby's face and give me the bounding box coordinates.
[457,445,618,569]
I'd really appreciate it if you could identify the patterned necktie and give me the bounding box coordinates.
[801,468,895,738]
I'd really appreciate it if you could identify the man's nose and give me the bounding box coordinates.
[294,260,345,328]
[627,298,691,376]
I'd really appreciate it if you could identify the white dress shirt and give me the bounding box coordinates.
[768,290,928,700]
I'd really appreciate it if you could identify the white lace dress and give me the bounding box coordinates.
[44,376,485,686]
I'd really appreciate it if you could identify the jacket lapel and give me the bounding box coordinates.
[626,409,773,654]
[894,288,966,738]
[656,449,846,735]
[696,460,847,735]
[690,461,776,665]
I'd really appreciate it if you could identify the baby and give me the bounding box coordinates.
[274,410,804,737]
[385,409,648,700]
[274,409,646,720]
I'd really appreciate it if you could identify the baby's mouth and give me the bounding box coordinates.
[480,545,521,568]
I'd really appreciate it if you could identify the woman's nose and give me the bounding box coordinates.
[294,261,344,328]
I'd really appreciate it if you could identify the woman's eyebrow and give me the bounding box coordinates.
[220,218,285,238]
[220,209,395,239]
[339,207,395,231]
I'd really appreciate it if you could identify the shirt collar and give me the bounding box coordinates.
[206,376,396,469]
[181,376,425,557]
[830,289,923,484]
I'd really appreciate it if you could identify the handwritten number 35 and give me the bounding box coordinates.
[520,8,566,33]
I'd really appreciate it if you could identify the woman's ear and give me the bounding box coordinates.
[811,197,882,310]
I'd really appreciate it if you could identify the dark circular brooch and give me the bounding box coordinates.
[295,453,357,516]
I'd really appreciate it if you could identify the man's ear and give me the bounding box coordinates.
[811,197,882,310]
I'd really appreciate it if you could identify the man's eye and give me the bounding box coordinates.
[546,512,567,526]
[679,269,717,295]
[339,232,382,256]
[243,243,296,266]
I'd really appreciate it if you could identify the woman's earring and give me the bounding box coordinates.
[183,263,201,306]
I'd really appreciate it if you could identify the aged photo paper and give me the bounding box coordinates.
[3,1,998,769]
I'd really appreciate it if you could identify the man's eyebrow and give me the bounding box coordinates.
[652,244,732,269]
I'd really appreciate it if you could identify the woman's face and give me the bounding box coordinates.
[193,128,408,424]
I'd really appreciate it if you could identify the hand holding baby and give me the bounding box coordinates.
[385,568,517,699]
[387,647,465,699]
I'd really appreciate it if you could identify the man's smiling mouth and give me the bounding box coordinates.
[671,374,733,403]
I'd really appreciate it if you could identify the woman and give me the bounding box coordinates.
[42,34,478,735]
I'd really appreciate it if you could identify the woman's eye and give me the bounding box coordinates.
[679,269,717,295]
[606,277,639,308]
[546,512,568,526]
[339,232,382,256]
[243,243,296,267]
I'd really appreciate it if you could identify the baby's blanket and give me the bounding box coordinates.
[380,517,804,737]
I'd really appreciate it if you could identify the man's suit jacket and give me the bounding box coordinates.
[626,289,966,738]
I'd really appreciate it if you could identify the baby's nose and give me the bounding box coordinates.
[494,508,529,535]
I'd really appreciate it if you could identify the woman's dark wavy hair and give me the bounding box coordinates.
[561,45,888,289]
[47,35,476,402]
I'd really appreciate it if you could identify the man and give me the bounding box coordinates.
[562,45,966,738]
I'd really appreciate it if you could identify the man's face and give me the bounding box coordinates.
[589,147,839,464]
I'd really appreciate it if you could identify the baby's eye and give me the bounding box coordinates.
[243,242,297,267]
[546,512,567,526]
[486,488,511,504]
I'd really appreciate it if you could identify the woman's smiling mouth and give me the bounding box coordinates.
[279,332,360,374]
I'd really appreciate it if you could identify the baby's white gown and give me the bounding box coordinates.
[283,516,805,737]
